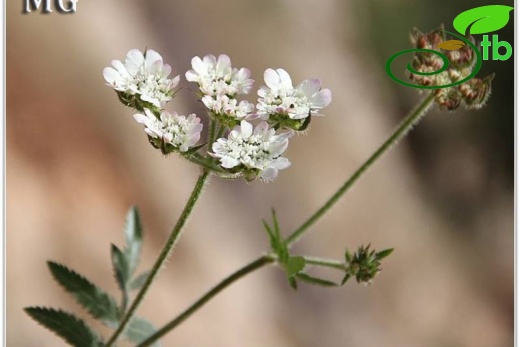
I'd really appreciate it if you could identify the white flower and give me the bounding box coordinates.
[201,95,255,121]
[211,121,292,181]
[134,109,203,152]
[103,49,180,108]
[257,68,332,121]
[185,54,254,97]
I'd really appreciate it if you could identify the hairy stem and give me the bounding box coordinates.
[105,171,210,347]
[132,94,435,345]
[286,93,435,245]
[136,255,275,347]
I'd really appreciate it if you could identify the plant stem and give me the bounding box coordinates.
[304,257,347,271]
[285,93,435,245]
[105,171,210,347]
[184,152,224,173]
[131,94,435,346]
[136,255,275,347]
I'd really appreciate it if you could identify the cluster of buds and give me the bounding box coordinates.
[342,245,393,285]
[409,27,493,110]
[104,50,332,182]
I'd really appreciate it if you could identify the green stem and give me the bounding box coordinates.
[105,171,210,347]
[184,152,225,173]
[136,255,275,347]
[303,257,347,271]
[207,119,217,155]
[131,94,435,346]
[285,93,435,245]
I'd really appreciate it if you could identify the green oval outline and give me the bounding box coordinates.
[385,30,483,89]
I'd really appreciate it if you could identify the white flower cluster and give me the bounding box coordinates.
[257,68,332,130]
[134,109,203,153]
[104,49,203,154]
[211,121,292,181]
[103,49,179,109]
[186,54,255,126]
[105,49,332,182]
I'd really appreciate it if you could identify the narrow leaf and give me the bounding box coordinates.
[341,273,351,286]
[286,256,305,277]
[124,206,143,276]
[111,244,129,292]
[375,248,394,260]
[296,273,338,288]
[129,271,151,291]
[47,261,120,327]
[124,317,161,347]
[453,5,514,35]
[24,307,102,347]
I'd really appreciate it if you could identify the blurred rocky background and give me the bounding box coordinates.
[7,0,513,346]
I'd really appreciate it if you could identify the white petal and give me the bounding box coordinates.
[260,167,278,181]
[253,121,269,136]
[311,89,332,108]
[276,68,293,89]
[103,67,120,85]
[191,56,206,75]
[264,68,281,90]
[220,156,240,169]
[144,49,163,70]
[125,49,145,75]
[240,121,253,138]
[272,157,291,170]
[216,54,231,74]
[298,79,321,97]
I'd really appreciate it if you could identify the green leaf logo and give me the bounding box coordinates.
[453,5,514,35]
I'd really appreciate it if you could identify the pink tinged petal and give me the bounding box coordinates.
[144,49,163,70]
[254,121,269,136]
[264,69,281,90]
[103,67,120,85]
[298,79,321,97]
[260,167,278,181]
[133,113,150,125]
[240,121,253,138]
[125,49,145,74]
[311,89,332,108]
[276,68,293,89]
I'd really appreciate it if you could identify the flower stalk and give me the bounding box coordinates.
[134,93,436,346]
[285,93,435,245]
[104,170,210,347]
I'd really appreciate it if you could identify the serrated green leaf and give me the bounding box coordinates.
[375,248,394,260]
[129,270,151,291]
[124,206,143,276]
[111,244,129,292]
[124,317,161,347]
[286,256,305,277]
[296,273,338,287]
[453,5,514,35]
[24,307,102,347]
[47,262,120,327]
